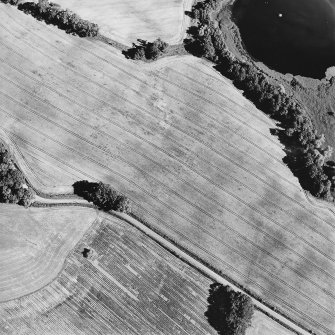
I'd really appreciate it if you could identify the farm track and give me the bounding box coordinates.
[15,195,319,335]
[1,6,334,334]
[2,94,335,306]
[1,43,334,237]
[3,129,334,334]
[1,215,216,335]
[1,0,330,222]
[1,52,335,259]
[2,21,334,235]
[1,73,334,267]
[0,69,334,326]
[5,103,335,330]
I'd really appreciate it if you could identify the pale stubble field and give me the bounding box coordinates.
[0,4,334,335]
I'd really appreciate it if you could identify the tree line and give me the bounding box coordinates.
[1,0,99,37]
[185,0,334,200]
[0,143,35,206]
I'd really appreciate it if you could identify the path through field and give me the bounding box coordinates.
[0,4,334,335]
[0,213,294,335]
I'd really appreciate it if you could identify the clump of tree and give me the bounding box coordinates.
[1,0,21,5]
[185,0,334,200]
[73,180,132,213]
[124,38,169,61]
[205,283,254,335]
[0,144,35,207]
[17,0,99,37]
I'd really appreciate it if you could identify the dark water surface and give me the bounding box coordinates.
[233,0,335,78]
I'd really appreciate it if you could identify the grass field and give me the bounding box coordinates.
[0,4,335,335]
[0,204,97,302]
[0,214,294,335]
[29,0,193,46]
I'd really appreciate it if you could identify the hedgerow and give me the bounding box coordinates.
[13,0,99,37]
[73,181,132,213]
[0,143,35,207]
[185,0,334,200]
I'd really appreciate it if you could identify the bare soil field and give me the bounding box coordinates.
[0,204,97,302]
[0,4,335,334]
[0,213,294,335]
[29,0,193,46]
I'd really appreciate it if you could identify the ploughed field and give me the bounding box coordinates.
[0,214,293,335]
[0,204,97,302]
[31,0,192,45]
[0,4,334,335]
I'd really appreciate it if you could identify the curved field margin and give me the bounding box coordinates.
[0,4,334,335]
[0,204,97,302]
[0,214,294,335]
[28,0,193,46]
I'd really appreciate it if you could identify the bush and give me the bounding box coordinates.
[17,0,99,37]
[73,180,132,213]
[0,143,35,206]
[124,38,169,61]
[205,283,254,335]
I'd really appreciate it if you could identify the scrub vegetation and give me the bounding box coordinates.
[185,0,334,200]
[124,38,169,61]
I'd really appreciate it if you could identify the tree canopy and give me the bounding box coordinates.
[124,38,169,61]
[205,283,254,335]
[0,143,35,207]
[73,180,132,213]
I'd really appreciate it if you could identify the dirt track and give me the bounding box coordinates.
[0,3,334,335]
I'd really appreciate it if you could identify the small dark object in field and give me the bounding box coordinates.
[81,248,91,258]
